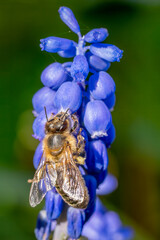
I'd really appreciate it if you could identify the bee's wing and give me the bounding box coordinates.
[29,154,57,207]
[56,146,89,209]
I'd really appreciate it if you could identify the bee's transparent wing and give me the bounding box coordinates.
[29,155,57,207]
[56,146,89,209]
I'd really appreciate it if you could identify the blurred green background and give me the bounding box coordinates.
[0,0,160,239]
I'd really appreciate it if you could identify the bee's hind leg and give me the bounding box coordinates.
[74,130,86,165]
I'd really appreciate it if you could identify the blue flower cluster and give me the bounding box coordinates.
[32,6,134,240]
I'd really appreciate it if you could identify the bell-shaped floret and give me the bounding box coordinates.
[67,175,96,239]
[70,55,89,83]
[82,197,134,240]
[89,71,115,100]
[40,37,74,53]
[93,169,108,186]
[32,87,56,114]
[83,100,112,138]
[86,52,111,72]
[34,210,56,240]
[33,141,43,169]
[90,43,123,62]
[67,208,85,239]
[58,43,76,58]
[41,63,67,89]
[104,93,116,111]
[54,82,82,113]
[58,6,80,34]
[45,190,64,220]
[32,106,58,141]
[101,123,116,148]
[96,173,118,195]
[84,175,97,221]
[84,28,108,43]
[85,140,108,174]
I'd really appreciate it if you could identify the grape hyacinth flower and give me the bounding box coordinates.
[31,6,134,240]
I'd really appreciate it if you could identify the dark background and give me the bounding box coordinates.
[0,0,160,239]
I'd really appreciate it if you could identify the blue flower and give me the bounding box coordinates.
[40,37,75,53]
[82,198,134,240]
[86,52,111,72]
[67,175,97,238]
[54,81,82,113]
[71,55,89,83]
[85,140,109,174]
[34,210,56,240]
[96,173,118,195]
[90,43,123,62]
[32,87,56,114]
[83,100,112,138]
[84,28,109,43]
[89,71,116,100]
[33,141,43,169]
[32,106,57,140]
[104,93,116,111]
[59,6,80,34]
[41,62,68,89]
[45,189,64,220]
[30,6,134,240]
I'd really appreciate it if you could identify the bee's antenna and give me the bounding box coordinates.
[61,108,70,121]
[44,106,48,122]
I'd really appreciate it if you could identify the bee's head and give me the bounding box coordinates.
[44,108,70,134]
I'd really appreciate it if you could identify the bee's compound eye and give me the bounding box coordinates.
[60,120,67,131]
[55,122,62,130]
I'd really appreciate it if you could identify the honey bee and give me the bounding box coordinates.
[28,108,89,209]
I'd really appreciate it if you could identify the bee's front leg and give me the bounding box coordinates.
[70,114,80,135]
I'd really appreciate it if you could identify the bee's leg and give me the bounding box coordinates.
[70,114,80,135]
[73,131,86,165]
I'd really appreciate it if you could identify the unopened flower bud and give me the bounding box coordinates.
[85,28,108,43]
[86,52,111,71]
[40,37,74,53]
[90,43,123,62]
[58,6,80,34]
[71,55,89,83]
